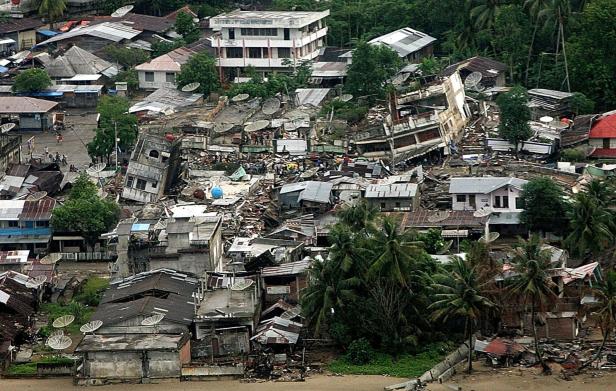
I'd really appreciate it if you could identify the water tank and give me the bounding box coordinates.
[211,186,223,199]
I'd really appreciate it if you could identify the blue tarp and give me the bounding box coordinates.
[131,223,150,232]
[15,91,63,97]
[37,29,59,37]
[0,66,8,74]
[0,227,51,236]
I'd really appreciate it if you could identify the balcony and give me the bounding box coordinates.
[217,49,320,68]
[212,27,327,48]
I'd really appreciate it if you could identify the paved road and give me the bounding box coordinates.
[18,109,98,171]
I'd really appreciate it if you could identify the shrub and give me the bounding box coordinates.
[345,338,374,365]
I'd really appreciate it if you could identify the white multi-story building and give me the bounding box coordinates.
[209,9,329,80]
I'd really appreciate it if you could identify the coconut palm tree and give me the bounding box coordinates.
[336,200,379,233]
[507,235,557,374]
[430,257,496,373]
[36,0,67,28]
[565,193,614,259]
[367,216,424,286]
[471,0,503,30]
[301,258,359,336]
[579,271,616,371]
[524,0,549,84]
[585,179,615,207]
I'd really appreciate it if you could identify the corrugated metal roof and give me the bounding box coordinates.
[261,259,310,277]
[38,22,141,45]
[365,183,418,198]
[0,200,24,220]
[449,177,528,194]
[297,181,333,204]
[368,27,436,58]
[19,196,55,221]
[295,88,330,107]
[0,97,58,113]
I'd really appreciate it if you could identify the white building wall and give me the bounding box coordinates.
[451,185,523,212]
[589,138,616,149]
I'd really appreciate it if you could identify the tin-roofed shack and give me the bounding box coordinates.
[261,259,310,305]
[0,97,59,131]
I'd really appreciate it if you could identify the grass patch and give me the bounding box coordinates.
[328,345,448,378]
[73,277,109,306]
[40,302,94,336]
[6,356,74,376]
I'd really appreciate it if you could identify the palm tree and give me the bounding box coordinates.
[524,0,549,84]
[507,235,557,374]
[471,0,503,31]
[430,257,496,373]
[336,200,378,233]
[367,216,424,286]
[565,193,614,259]
[585,179,615,207]
[36,0,67,28]
[579,271,616,371]
[301,258,359,336]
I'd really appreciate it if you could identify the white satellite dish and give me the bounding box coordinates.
[480,232,500,243]
[214,123,233,133]
[25,275,47,288]
[86,162,106,176]
[539,116,554,124]
[0,123,15,133]
[232,93,249,103]
[181,82,200,92]
[52,315,75,328]
[244,120,269,132]
[49,329,64,338]
[40,253,62,265]
[80,320,103,334]
[141,314,165,326]
[473,207,493,218]
[26,191,47,202]
[231,279,254,291]
[111,5,134,17]
[262,98,281,115]
[46,335,72,350]
[427,211,451,223]
[464,72,484,92]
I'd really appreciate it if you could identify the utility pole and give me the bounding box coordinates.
[114,121,118,170]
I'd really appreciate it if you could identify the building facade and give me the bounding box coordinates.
[209,10,329,80]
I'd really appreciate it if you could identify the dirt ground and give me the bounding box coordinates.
[427,363,616,391]
[0,375,403,391]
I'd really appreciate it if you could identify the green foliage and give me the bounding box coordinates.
[40,301,94,334]
[491,4,531,80]
[151,39,185,57]
[345,41,401,103]
[561,148,587,162]
[36,0,66,24]
[175,11,200,43]
[176,52,220,96]
[73,277,109,306]
[6,357,74,376]
[519,177,569,234]
[496,86,532,150]
[329,343,450,377]
[570,92,595,115]
[418,228,445,254]
[104,45,150,68]
[113,68,139,94]
[87,96,138,162]
[51,173,121,247]
[97,0,125,15]
[320,100,368,125]
[12,68,52,93]
[345,338,374,365]
[228,61,313,100]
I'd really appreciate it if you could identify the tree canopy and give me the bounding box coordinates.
[12,69,52,93]
[176,52,221,96]
[175,11,200,43]
[496,86,532,150]
[87,96,138,163]
[51,173,121,248]
[519,177,569,234]
[345,41,401,103]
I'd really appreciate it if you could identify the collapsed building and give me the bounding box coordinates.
[353,73,470,164]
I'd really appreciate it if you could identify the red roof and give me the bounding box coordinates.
[591,148,616,158]
[589,113,616,138]
[19,196,55,221]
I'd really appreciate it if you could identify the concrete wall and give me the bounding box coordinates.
[208,224,223,272]
[367,197,415,212]
[138,70,178,90]
[18,30,36,49]
[451,185,522,212]
[590,138,616,149]
[97,317,188,335]
[85,351,143,379]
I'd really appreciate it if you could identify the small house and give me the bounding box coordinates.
[261,259,310,305]
[441,56,507,88]
[0,18,44,50]
[279,181,333,211]
[135,47,195,90]
[365,182,419,212]
[589,112,616,158]
[0,97,58,131]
